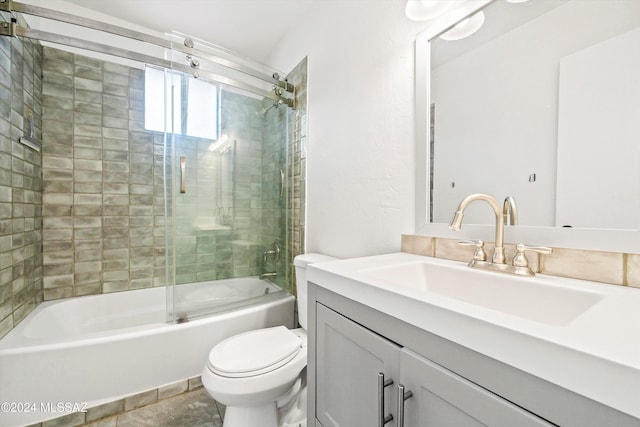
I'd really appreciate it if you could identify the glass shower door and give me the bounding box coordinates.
[165,77,290,322]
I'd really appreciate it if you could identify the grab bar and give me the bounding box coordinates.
[180,156,186,193]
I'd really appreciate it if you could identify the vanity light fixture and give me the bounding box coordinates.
[440,11,485,41]
[405,0,452,21]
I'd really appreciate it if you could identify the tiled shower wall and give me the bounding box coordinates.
[40,46,303,299]
[1,39,305,336]
[260,56,308,294]
[173,91,266,284]
[261,96,288,288]
[286,57,308,293]
[0,29,43,339]
[41,47,166,300]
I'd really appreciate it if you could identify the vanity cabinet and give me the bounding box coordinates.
[308,283,640,427]
[316,303,400,427]
[315,303,551,427]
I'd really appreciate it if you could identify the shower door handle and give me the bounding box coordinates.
[279,169,285,199]
[180,156,186,193]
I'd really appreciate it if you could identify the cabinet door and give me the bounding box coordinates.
[399,349,554,427]
[316,304,401,427]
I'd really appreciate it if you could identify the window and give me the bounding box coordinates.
[144,66,219,140]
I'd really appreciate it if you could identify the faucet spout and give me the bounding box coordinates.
[503,196,518,226]
[448,193,506,264]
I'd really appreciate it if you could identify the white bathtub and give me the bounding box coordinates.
[0,278,295,427]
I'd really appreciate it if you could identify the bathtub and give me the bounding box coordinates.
[0,278,294,427]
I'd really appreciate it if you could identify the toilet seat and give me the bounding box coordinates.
[207,326,302,378]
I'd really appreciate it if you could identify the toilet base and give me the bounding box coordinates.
[223,403,278,427]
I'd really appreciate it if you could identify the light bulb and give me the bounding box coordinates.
[405,0,452,21]
[440,11,485,41]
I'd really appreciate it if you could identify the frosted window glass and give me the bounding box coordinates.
[145,67,217,138]
[186,77,219,140]
[144,67,166,132]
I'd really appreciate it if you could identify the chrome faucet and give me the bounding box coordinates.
[449,193,506,264]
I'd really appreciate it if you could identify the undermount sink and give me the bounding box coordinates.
[357,260,605,326]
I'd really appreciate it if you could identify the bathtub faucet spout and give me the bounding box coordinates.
[259,272,277,280]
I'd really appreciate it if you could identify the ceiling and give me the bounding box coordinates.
[63,0,314,63]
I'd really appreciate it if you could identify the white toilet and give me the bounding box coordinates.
[202,253,336,427]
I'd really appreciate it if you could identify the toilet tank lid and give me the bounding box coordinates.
[293,253,338,268]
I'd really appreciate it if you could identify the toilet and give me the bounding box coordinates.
[202,253,337,427]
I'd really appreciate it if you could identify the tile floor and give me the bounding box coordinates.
[79,388,224,427]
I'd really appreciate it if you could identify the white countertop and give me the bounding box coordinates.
[307,252,640,419]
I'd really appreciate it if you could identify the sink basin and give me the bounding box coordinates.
[357,260,604,326]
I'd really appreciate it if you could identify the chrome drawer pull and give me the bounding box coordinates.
[396,384,413,427]
[377,372,394,426]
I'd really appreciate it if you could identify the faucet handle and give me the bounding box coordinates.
[458,240,487,262]
[512,243,553,267]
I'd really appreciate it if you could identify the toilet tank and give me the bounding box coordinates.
[293,253,338,330]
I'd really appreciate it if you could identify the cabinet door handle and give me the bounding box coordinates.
[377,373,394,426]
[396,384,413,427]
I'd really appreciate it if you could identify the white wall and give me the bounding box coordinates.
[267,0,425,258]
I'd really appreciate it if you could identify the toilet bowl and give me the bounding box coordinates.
[202,253,337,427]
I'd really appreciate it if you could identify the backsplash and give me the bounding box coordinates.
[401,234,640,288]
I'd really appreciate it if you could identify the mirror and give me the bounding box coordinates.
[415,0,640,253]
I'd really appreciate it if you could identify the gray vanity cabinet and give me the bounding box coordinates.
[310,282,640,427]
[316,303,401,427]
[400,349,552,426]
[315,303,552,427]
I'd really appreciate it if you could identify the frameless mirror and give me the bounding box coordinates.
[415,0,640,253]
